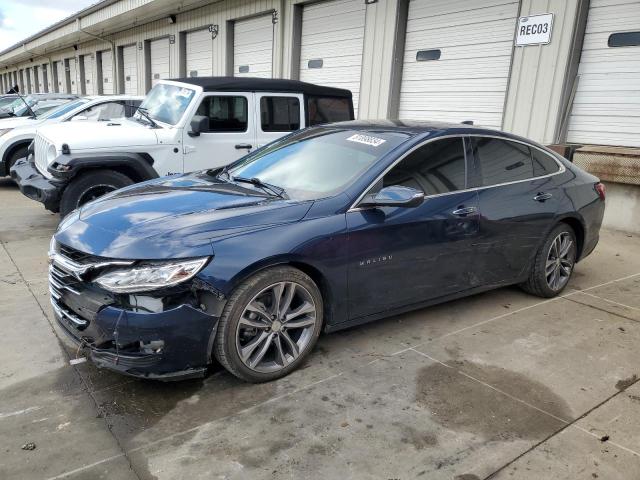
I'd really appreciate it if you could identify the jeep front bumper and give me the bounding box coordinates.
[10,157,65,212]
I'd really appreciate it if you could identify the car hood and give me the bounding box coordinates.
[55,173,313,259]
[37,118,158,150]
[0,117,43,129]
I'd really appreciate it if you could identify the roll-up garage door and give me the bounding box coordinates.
[122,45,138,94]
[149,38,170,88]
[101,50,114,94]
[27,68,35,93]
[186,28,213,77]
[299,0,365,115]
[68,58,79,94]
[399,0,519,128]
[55,61,65,92]
[33,67,41,93]
[567,0,640,147]
[233,14,274,78]
[83,55,96,95]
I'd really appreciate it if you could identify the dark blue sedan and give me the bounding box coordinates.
[49,121,605,382]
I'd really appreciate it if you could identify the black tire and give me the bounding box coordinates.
[520,223,577,298]
[6,145,28,175]
[214,266,323,383]
[59,169,133,218]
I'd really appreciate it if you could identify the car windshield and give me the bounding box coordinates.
[225,128,409,200]
[137,83,196,125]
[41,99,89,119]
[0,96,17,110]
[1,96,34,114]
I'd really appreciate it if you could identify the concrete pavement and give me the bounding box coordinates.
[1,177,639,480]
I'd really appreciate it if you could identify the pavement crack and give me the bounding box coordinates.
[0,240,143,480]
[484,375,640,479]
[565,295,640,324]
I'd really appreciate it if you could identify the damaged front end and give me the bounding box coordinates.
[49,241,225,380]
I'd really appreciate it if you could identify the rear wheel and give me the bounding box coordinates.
[214,266,323,383]
[59,169,133,218]
[520,223,577,298]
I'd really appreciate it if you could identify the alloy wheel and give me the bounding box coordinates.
[546,232,575,291]
[235,281,318,373]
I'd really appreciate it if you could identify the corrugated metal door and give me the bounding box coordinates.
[28,68,36,93]
[186,28,213,77]
[34,66,41,93]
[299,0,366,115]
[122,45,138,94]
[101,50,114,94]
[233,14,274,78]
[68,58,79,94]
[150,38,170,88]
[399,0,519,128]
[55,61,65,92]
[83,55,96,95]
[567,0,640,147]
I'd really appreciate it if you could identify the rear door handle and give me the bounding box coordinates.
[452,206,478,217]
[533,192,553,202]
[235,144,253,150]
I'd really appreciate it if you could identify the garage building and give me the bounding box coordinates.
[0,0,637,232]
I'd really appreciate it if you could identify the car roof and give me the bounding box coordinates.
[169,76,352,98]
[84,95,144,101]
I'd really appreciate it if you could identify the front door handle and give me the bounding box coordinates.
[452,206,478,217]
[235,144,253,150]
[533,192,553,202]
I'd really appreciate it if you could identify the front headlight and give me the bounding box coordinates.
[95,257,209,293]
[0,128,13,137]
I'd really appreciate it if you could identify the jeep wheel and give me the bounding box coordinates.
[6,146,28,176]
[59,169,134,217]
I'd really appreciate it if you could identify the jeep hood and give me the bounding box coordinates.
[0,117,43,129]
[55,173,313,259]
[38,118,158,150]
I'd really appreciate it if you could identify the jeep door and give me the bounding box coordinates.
[346,136,481,319]
[254,93,305,148]
[183,92,257,172]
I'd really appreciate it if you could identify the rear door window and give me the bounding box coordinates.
[307,96,352,126]
[532,148,560,176]
[260,96,300,132]
[382,137,467,195]
[472,138,534,186]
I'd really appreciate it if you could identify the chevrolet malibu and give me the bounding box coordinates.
[49,121,605,382]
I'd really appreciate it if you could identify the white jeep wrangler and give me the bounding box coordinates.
[11,77,353,217]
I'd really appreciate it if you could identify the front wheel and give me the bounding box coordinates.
[520,223,577,298]
[214,266,323,383]
[59,169,134,218]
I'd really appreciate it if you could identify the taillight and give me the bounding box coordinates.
[595,182,606,200]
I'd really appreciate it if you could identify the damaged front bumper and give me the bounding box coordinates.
[10,157,65,212]
[54,298,220,380]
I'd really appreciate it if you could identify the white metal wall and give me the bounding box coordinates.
[567,0,640,147]
[233,14,274,78]
[55,61,66,93]
[68,58,79,94]
[149,38,170,87]
[399,0,519,129]
[186,28,213,77]
[28,67,36,93]
[298,0,366,115]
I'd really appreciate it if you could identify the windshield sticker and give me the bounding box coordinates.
[346,134,386,147]
[177,88,192,97]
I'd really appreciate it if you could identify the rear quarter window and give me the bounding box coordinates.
[532,148,560,176]
[473,138,534,186]
[307,96,352,126]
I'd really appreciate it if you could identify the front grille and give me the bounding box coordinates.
[34,133,53,179]
[58,243,102,264]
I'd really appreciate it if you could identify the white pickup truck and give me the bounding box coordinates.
[11,77,353,217]
[0,95,142,177]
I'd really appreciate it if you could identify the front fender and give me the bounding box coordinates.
[48,152,158,182]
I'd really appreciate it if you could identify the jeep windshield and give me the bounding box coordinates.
[216,128,409,201]
[136,83,196,126]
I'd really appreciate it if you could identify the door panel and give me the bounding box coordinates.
[183,93,256,172]
[234,15,273,78]
[347,191,480,318]
[186,29,213,77]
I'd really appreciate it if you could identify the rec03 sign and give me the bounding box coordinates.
[516,13,553,46]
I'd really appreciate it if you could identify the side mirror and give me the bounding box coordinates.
[188,115,209,137]
[359,185,424,209]
[70,115,88,122]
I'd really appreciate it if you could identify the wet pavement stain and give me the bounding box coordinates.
[615,374,638,391]
[415,360,572,441]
